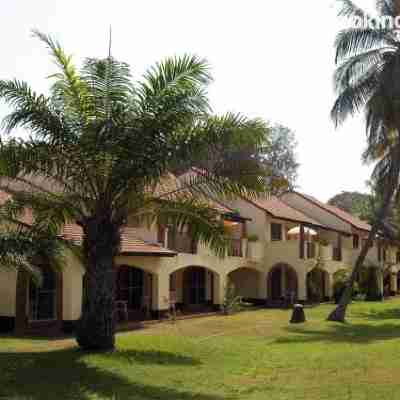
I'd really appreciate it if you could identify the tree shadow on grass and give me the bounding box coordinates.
[0,348,215,400]
[101,349,200,365]
[351,307,400,321]
[274,322,400,345]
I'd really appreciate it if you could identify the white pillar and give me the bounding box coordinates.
[213,273,226,307]
[258,272,268,300]
[152,272,170,315]
[297,269,307,302]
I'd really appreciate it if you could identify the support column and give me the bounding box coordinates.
[297,269,307,302]
[152,272,170,319]
[213,273,226,309]
[259,271,268,300]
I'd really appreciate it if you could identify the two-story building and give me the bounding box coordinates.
[1,176,400,335]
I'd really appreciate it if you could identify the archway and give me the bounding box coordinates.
[169,266,218,311]
[228,267,261,303]
[397,271,400,294]
[307,268,329,303]
[267,263,298,304]
[115,265,153,321]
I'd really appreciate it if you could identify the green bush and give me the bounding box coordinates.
[222,281,242,315]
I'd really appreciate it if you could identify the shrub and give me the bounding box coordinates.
[222,281,242,315]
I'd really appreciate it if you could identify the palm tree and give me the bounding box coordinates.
[328,0,400,322]
[0,31,271,350]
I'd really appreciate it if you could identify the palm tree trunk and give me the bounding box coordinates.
[76,215,121,351]
[327,183,396,322]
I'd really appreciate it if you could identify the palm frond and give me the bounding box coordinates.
[335,28,395,64]
[375,0,397,17]
[331,68,380,127]
[142,195,230,257]
[336,0,371,19]
[32,30,89,119]
[0,79,68,142]
[140,54,212,97]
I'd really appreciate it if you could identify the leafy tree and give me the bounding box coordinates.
[328,0,400,322]
[328,191,374,222]
[261,124,299,190]
[0,31,271,350]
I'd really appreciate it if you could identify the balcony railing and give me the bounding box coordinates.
[227,238,243,257]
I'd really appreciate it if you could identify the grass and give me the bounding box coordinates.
[2,300,400,399]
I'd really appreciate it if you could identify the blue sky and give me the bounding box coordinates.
[0,0,376,201]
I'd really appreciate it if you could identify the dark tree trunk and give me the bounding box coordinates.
[327,165,399,322]
[76,214,121,351]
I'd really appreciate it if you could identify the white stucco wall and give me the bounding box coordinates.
[62,250,85,321]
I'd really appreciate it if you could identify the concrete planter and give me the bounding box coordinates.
[241,238,248,257]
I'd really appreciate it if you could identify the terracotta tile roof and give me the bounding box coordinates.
[62,225,177,257]
[293,192,371,232]
[247,196,327,227]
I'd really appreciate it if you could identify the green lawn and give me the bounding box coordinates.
[2,300,400,400]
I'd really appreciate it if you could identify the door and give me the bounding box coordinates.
[270,268,282,300]
[183,267,206,307]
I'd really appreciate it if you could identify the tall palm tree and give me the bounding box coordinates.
[328,0,400,322]
[0,31,271,350]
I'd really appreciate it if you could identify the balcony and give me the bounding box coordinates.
[227,238,243,257]
[167,232,197,254]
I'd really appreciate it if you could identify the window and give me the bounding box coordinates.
[29,268,56,321]
[353,235,359,249]
[271,223,282,241]
[117,266,144,309]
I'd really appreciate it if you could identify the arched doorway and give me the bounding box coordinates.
[307,268,329,303]
[397,271,400,294]
[267,264,298,305]
[115,265,153,321]
[170,266,217,311]
[228,267,261,303]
